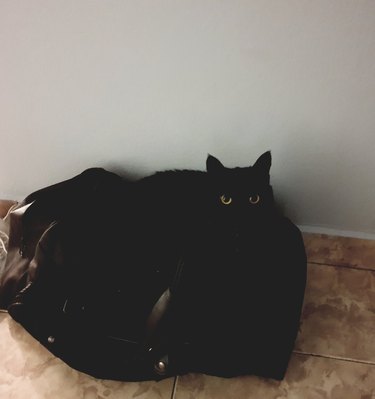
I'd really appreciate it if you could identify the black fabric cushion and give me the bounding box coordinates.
[0,168,306,381]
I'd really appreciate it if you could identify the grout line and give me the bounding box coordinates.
[308,261,375,273]
[293,350,375,366]
[170,375,179,399]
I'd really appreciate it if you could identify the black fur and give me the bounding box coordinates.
[127,151,277,269]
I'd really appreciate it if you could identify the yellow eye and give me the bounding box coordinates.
[249,195,260,205]
[220,195,232,205]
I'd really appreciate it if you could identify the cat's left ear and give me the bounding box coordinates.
[206,154,225,174]
[253,151,272,174]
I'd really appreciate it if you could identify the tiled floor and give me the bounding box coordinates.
[173,233,375,399]
[1,199,375,398]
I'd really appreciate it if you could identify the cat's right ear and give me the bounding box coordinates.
[253,151,272,174]
[206,154,225,174]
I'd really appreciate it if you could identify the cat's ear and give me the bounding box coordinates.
[253,151,272,174]
[206,154,225,174]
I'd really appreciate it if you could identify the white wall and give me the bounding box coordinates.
[1,0,375,235]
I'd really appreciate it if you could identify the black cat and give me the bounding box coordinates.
[133,151,274,234]
[126,151,277,275]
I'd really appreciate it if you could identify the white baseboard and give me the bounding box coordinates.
[298,225,375,241]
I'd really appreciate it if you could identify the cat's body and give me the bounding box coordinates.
[126,151,277,272]
[135,151,274,218]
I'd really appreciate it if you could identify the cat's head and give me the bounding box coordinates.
[206,151,275,224]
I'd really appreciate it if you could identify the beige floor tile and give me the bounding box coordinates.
[0,313,174,399]
[174,353,375,399]
[295,263,375,362]
[303,233,375,270]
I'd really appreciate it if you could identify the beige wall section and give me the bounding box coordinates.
[1,1,375,234]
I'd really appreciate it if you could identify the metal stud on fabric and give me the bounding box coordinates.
[47,336,55,344]
[154,360,166,375]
